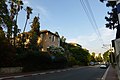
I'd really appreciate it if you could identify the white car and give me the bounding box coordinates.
[100,64,107,69]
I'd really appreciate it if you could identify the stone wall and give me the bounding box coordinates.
[0,67,23,74]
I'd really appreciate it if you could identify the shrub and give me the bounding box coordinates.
[68,56,77,67]
[53,55,68,68]
[0,41,16,67]
[20,51,52,72]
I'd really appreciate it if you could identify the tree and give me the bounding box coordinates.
[0,26,16,67]
[60,36,70,58]
[0,0,13,41]
[23,6,32,32]
[0,0,23,45]
[100,0,120,39]
[90,52,96,62]
[9,0,24,46]
[96,53,103,62]
[92,52,95,57]
[103,50,110,62]
[68,44,91,65]
[28,16,40,51]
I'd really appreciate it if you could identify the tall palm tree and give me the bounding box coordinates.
[23,6,32,32]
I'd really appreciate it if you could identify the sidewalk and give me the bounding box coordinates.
[105,65,119,80]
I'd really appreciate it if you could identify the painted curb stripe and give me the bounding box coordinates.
[101,66,110,80]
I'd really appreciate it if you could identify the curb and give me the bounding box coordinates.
[101,66,110,80]
[0,67,76,80]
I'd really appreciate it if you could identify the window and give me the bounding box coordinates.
[40,34,43,39]
[51,35,54,42]
[54,36,56,41]
[51,35,55,42]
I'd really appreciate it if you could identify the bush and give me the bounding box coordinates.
[52,55,68,68]
[20,51,52,72]
[0,42,16,67]
[68,56,78,67]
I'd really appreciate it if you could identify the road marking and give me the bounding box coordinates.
[56,70,61,72]
[39,72,46,75]
[14,75,24,78]
[49,71,55,73]
[31,74,38,76]
[0,77,14,80]
[101,66,110,80]
[61,70,66,71]
[0,67,84,80]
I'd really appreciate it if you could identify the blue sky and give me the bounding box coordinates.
[18,0,116,54]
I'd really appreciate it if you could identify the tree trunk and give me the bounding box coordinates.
[23,19,28,33]
[116,25,120,39]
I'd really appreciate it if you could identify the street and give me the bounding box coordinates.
[14,65,106,80]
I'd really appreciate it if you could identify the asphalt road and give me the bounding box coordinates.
[15,65,106,80]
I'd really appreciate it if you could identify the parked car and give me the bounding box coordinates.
[100,64,108,69]
[89,62,94,66]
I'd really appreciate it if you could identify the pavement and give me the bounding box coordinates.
[0,65,119,80]
[103,65,119,80]
[0,68,76,80]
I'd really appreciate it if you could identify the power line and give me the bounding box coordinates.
[79,0,99,38]
[85,0,104,43]
[79,0,104,44]
[79,0,95,30]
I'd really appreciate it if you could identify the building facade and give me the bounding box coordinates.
[39,30,60,52]
[16,30,60,52]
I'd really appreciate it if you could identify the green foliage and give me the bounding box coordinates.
[26,16,40,52]
[0,29,16,67]
[17,51,52,71]
[100,0,120,39]
[0,0,13,40]
[90,52,96,62]
[53,55,68,68]
[96,53,103,62]
[47,46,65,56]
[47,46,68,68]
[68,56,78,66]
[67,43,91,66]
[103,50,110,62]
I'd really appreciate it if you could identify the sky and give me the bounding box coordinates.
[17,0,116,54]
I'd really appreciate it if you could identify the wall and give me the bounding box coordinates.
[0,67,23,74]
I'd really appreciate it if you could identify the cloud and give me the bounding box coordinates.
[66,27,116,54]
[99,27,116,43]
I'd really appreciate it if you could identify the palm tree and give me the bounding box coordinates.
[23,6,32,32]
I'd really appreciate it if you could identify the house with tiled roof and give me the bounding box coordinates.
[16,30,60,52]
[39,30,60,52]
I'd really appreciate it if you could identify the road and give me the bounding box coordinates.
[15,65,106,80]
